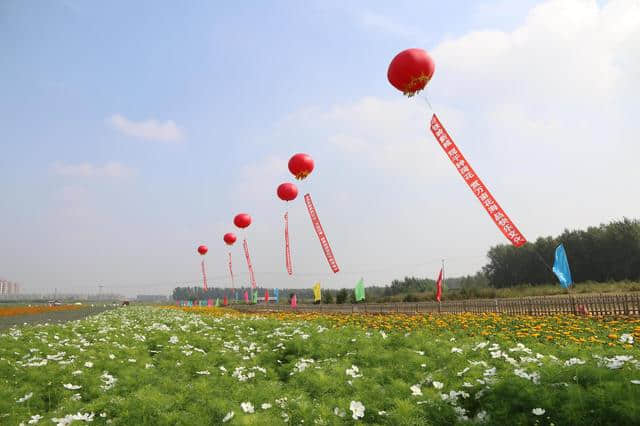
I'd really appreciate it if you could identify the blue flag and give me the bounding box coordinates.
[552,244,573,288]
[274,288,279,303]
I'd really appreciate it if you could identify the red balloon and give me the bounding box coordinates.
[288,153,314,180]
[277,182,298,202]
[387,48,435,96]
[197,245,208,255]
[234,213,252,229]
[223,233,237,245]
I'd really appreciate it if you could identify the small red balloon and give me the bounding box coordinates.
[288,153,314,180]
[223,233,237,245]
[234,213,252,229]
[277,182,298,202]
[197,245,208,255]
[387,48,435,97]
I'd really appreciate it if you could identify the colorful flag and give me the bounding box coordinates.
[285,212,293,275]
[436,268,443,302]
[252,290,258,304]
[201,259,208,291]
[215,298,220,307]
[354,278,365,302]
[274,287,279,303]
[265,289,270,303]
[223,295,228,306]
[207,298,213,307]
[291,293,297,308]
[553,244,573,289]
[244,290,249,304]
[313,282,322,302]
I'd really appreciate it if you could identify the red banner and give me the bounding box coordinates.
[228,252,235,288]
[430,114,526,247]
[201,259,208,291]
[304,193,340,273]
[243,239,257,288]
[284,212,292,275]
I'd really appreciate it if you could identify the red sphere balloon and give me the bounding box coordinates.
[277,182,298,202]
[288,153,314,180]
[223,233,237,245]
[234,213,252,229]
[387,48,435,97]
[197,245,208,255]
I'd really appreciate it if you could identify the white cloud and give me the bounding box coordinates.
[107,114,184,142]
[52,161,135,178]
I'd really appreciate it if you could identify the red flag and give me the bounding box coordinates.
[436,268,443,302]
[223,295,228,306]
[284,212,293,275]
[244,290,249,304]
[291,293,297,308]
[304,193,339,273]
[430,114,526,247]
[265,289,269,303]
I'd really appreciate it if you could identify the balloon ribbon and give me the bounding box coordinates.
[243,239,257,288]
[430,114,526,247]
[228,252,235,288]
[304,193,340,273]
[201,259,208,291]
[285,212,293,275]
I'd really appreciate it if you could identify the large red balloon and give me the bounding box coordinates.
[234,213,252,229]
[223,233,237,245]
[277,182,298,202]
[197,245,208,255]
[288,153,314,180]
[387,48,435,96]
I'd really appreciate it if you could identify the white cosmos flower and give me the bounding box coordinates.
[261,403,271,409]
[349,401,365,420]
[71,370,82,376]
[380,330,387,339]
[410,384,422,396]
[222,412,234,423]
[564,358,585,367]
[631,380,640,384]
[346,365,362,378]
[620,334,634,344]
[84,362,93,368]
[108,354,115,360]
[70,393,81,401]
[27,414,43,424]
[196,370,210,375]
[532,408,545,416]
[378,411,387,416]
[451,347,463,354]
[432,381,444,389]
[17,392,33,403]
[63,383,82,390]
[169,335,179,344]
[334,407,346,418]
[241,401,254,413]
[127,359,136,363]
[145,363,154,369]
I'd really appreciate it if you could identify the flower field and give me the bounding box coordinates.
[1,307,639,425]
[0,305,83,318]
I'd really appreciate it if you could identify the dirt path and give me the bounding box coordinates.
[0,306,116,330]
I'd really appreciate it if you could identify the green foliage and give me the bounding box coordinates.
[484,218,640,288]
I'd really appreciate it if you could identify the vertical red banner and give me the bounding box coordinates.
[304,193,340,273]
[284,212,293,275]
[430,114,526,247]
[201,259,208,291]
[228,252,235,288]
[243,239,257,288]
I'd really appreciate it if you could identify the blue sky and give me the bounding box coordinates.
[1,0,638,296]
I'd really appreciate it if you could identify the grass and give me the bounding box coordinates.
[1,306,639,425]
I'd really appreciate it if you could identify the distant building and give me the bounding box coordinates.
[135,294,168,302]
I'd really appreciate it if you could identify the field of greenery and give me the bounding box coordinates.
[1,306,639,425]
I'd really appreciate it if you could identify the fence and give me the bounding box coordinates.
[230,293,640,316]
